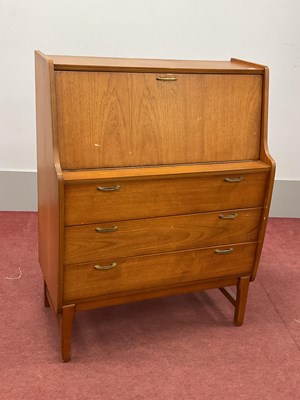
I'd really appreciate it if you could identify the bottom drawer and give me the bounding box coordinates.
[63,243,257,301]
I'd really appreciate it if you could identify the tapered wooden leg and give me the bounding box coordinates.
[234,276,250,326]
[60,304,75,362]
[43,281,50,308]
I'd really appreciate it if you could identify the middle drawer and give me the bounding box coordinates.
[64,208,262,264]
[64,172,268,225]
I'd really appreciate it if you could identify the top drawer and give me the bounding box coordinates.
[64,172,268,226]
[55,72,262,169]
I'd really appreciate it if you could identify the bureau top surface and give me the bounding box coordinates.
[44,53,265,73]
[62,161,270,183]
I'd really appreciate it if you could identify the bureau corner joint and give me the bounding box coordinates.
[35,51,275,362]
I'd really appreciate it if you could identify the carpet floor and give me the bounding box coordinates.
[0,212,299,400]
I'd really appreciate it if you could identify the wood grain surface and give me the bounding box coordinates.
[73,276,239,311]
[251,65,276,280]
[64,172,269,226]
[56,72,262,169]
[35,51,63,313]
[62,161,270,183]
[49,54,265,73]
[63,243,257,301]
[64,208,262,263]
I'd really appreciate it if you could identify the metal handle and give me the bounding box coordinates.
[156,75,177,81]
[97,185,120,192]
[94,262,117,270]
[214,248,234,255]
[95,226,119,233]
[224,177,244,183]
[219,213,239,219]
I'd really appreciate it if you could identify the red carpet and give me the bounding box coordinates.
[0,212,299,400]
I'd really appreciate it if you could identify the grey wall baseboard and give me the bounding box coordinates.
[269,179,300,217]
[0,171,299,217]
[0,171,37,211]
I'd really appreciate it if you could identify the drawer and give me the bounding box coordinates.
[63,243,257,301]
[64,172,268,225]
[64,208,262,264]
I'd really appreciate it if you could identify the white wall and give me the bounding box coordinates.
[0,0,300,180]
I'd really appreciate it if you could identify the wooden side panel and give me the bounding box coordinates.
[64,172,269,226]
[64,208,262,263]
[63,243,257,301]
[55,72,262,169]
[251,66,276,280]
[35,51,62,313]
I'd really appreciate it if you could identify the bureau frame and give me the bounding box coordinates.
[35,52,275,362]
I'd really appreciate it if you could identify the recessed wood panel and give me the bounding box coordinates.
[55,72,262,169]
[63,243,257,301]
[64,172,268,226]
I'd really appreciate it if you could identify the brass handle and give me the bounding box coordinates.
[95,226,119,233]
[224,177,244,182]
[219,213,239,219]
[94,262,117,270]
[156,75,177,81]
[97,185,120,192]
[214,248,234,255]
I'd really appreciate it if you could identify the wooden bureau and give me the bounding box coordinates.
[35,51,275,362]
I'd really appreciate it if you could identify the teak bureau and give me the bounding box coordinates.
[35,51,275,362]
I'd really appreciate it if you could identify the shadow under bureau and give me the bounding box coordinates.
[35,52,275,362]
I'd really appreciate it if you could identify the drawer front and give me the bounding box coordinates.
[64,172,268,226]
[63,243,257,301]
[64,208,262,264]
[56,72,262,169]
